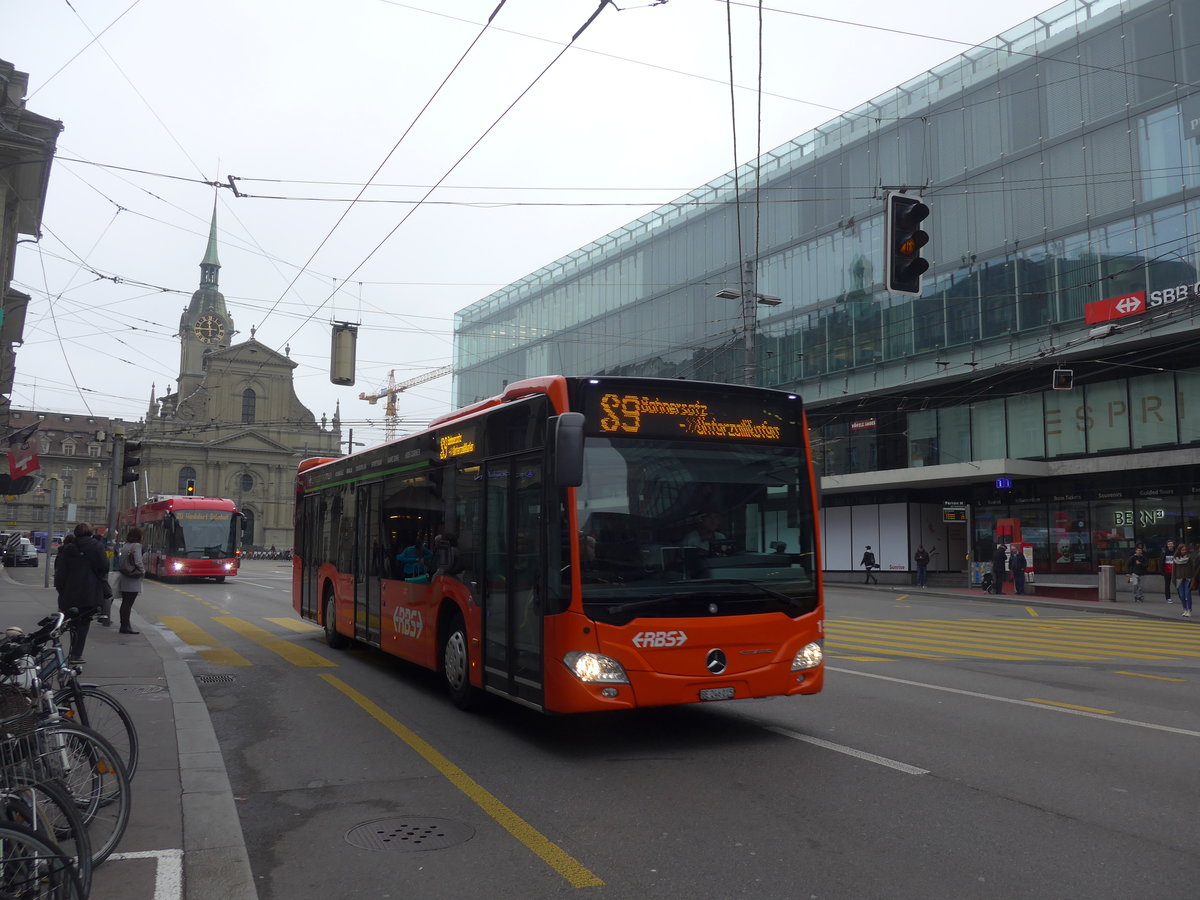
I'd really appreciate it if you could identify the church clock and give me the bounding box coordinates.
[193,315,226,344]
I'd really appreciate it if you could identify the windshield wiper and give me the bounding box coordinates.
[603,580,791,616]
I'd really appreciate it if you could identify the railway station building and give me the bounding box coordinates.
[451,0,1200,586]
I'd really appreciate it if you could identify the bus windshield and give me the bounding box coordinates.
[572,437,818,625]
[168,511,238,559]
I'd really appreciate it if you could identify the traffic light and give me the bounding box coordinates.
[885,192,930,296]
[185,479,196,496]
[120,440,142,485]
[1052,368,1074,390]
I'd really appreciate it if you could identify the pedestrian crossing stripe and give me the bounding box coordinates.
[157,617,253,667]
[825,617,1200,661]
[212,616,337,668]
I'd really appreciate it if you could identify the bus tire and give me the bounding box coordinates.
[324,589,349,649]
[442,611,478,710]
[213,576,226,583]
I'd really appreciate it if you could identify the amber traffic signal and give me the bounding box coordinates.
[885,193,930,296]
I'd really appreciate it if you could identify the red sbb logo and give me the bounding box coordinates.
[1085,291,1145,324]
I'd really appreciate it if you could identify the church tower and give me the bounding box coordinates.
[177,199,233,398]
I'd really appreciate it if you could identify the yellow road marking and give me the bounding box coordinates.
[213,617,336,667]
[157,616,252,666]
[154,582,225,612]
[832,655,893,662]
[1112,671,1186,682]
[266,617,322,633]
[1025,607,1039,617]
[320,674,603,888]
[895,594,910,602]
[1026,698,1114,715]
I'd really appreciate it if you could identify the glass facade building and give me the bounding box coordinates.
[452,0,1200,584]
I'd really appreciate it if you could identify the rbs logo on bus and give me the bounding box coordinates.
[632,630,688,648]
[392,606,424,639]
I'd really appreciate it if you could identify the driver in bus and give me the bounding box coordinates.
[684,511,727,555]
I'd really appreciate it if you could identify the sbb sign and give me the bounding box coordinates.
[1085,282,1200,325]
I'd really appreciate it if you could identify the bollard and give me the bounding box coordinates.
[1098,564,1116,602]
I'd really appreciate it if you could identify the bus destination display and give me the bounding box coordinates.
[589,388,797,442]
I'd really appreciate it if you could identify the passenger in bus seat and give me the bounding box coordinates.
[397,539,433,579]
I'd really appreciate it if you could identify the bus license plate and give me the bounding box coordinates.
[700,686,735,701]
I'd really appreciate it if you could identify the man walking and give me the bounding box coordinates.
[991,543,1008,594]
[913,545,931,588]
[1128,545,1149,602]
[861,546,878,584]
[1162,539,1176,603]
[1009,545,1028,595]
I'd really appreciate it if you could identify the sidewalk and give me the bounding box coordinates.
[828,575,1198,623]
[0,563,256,900]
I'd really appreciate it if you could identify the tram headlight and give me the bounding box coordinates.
[563,651,629,684]
[791,641,824,671]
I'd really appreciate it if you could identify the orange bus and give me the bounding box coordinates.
[293,375,824,713]
[117,496,243,582]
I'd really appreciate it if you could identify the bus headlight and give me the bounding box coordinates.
[791,641,824,671]
[172,561,185,572]
[563,651,629,684]
[223,562,234,571]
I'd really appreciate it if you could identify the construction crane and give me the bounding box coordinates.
[359,365,452,441]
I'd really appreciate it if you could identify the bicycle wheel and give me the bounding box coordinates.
[53,684,139,780]
[1,779,93,896]
[0,822,85,899]
[34,722,131,867]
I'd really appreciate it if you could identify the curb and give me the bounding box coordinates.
[139,616,258,900]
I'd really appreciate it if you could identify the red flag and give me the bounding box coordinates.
[8,441,39,478]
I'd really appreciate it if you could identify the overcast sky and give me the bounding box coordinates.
[8,0,1063,448]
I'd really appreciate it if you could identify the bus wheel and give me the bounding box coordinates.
[442,612,478,710]
[213,576,226,583]
[324,589,348,649]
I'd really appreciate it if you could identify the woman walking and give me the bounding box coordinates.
[115,526,145,634]
[1172,543,1193,618]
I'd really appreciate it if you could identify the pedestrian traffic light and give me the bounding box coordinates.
[185,479,196,496]
[885,192,930,296]
[120,440,142,485]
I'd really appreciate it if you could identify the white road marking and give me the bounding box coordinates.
[763,725,930,775]
[829,665,1200,738]
[108,849,182,900]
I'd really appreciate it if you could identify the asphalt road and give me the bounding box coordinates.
[132,565,1200,899]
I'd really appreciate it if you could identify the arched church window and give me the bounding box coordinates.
[240,473,253,493]
[242,389,256,424]
[178,467,197,494]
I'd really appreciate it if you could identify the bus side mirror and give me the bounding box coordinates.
[552,413,585,487]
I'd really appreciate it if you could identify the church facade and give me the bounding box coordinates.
[135,204,342,550]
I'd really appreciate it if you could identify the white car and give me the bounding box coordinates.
[2,537,39,568]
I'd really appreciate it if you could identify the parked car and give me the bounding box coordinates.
[2,536,39,567]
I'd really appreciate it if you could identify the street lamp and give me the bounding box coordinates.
[715,272,784,385]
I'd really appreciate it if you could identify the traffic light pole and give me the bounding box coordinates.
[107,431,125,554]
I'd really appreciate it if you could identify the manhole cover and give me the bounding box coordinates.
[196,674,237,684]
[345,817,474,852]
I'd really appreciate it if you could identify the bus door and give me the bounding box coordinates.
[482,454,545,708]
[299,494,321,619]
[355,482,382,642]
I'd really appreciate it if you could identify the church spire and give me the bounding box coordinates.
[200,195,221,289]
